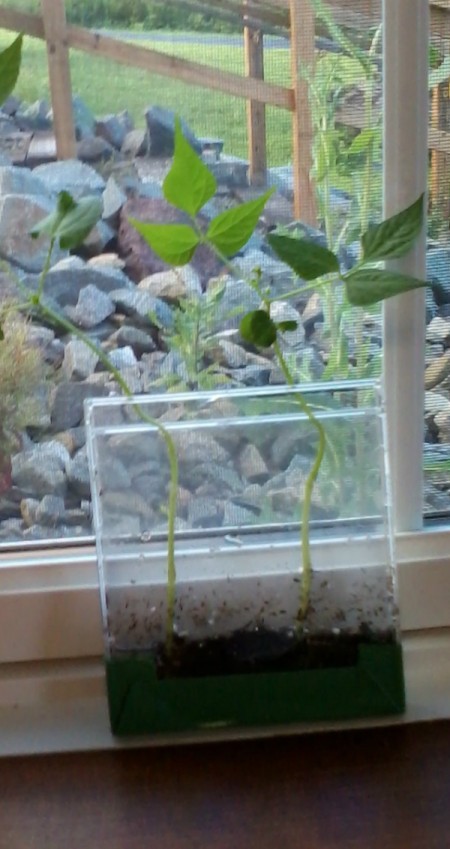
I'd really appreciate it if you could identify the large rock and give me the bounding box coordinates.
[426,316,450,345]
[95,113,129,150]
[121,128,149,158]
[206,154,249,189]
[144,105,201,156]
[16,99,51,132]
[234,249,293,295]
[118,197,222,284]
[109,287,173,328]
[269,301,305,350]
[62,339,99,380]
[25,130,57,168]
[0,129,32,166]
[24,323,65,366]
[81,218,115,255]
[66,446,91,498]
[107,346,138,370]
[0,193,66,272]
[107,325,156,356]
[208,275,260,333]
[12,441,70,497]
[32,159,106,198]
[102,176,127,225]
[0,115,17,136]
[46,95,96,141]
[35,494,66,527]
[269,165,352,214]
[24,258,134,307]
[208,338,256,369]
[138,266,202,301]
[1,95,20,116]
[50,381,109,431]
[0,165,47,196]
[76,135,116,164]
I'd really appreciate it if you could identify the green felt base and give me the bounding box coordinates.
[105,642,405,737]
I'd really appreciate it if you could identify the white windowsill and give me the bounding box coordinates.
[1,525,449,756]
[1,629,449,758]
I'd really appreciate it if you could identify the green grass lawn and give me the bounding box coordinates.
[0,29,294,165]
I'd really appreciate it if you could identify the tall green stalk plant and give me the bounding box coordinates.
[130,118,428,623]
[305,0,383,378]
[27,193,180,653]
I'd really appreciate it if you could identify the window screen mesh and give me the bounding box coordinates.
[0,0,383,544]
[425,3,450,518]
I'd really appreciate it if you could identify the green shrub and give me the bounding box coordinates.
[0,303,45,457]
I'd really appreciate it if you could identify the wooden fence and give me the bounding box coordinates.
[0,0,450,223]
[0,0,317,223]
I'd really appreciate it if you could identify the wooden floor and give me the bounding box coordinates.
[1,721,450,848]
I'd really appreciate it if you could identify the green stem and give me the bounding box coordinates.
[35,251,179,656]
[320,124,339,351]
[267,273,343,306]
[204,237,327,619]
[37,236,56,300]
[192,300,201,387]
[273,343,326,621]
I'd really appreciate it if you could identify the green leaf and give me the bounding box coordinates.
[276,320,298,332]
[163,117,217,216]
[0,323,4,341]
[322,332,350,380]
[361,195,424,262]
[56,196,103,249]
[348,127,381,156]
[30,192,101,248]
[311,0,372,76]
[315,54,367,91]
[207,280,226,305]
[429,55,450,88]
[207,189,273,256]
[30,209,62,241]
[129,219,200,265]
[267,232,339,280]
[57,190,77,216]
[313,130,339,183]
[240,310,277,347]
[0,34,23,105]
[344,267,429,306]
[335,55,368,87]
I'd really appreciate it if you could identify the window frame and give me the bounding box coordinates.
[383,0,429,534]
[1,0,450,746]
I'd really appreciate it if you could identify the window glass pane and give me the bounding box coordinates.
[425,4,450,519]
[0,0,381,545]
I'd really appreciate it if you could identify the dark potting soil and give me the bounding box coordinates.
[151,626,396,679]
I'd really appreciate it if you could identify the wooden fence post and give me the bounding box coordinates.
[289,0,317,225]
[244,17,267,186]
[430,81,450,224]
[40,0,76,159]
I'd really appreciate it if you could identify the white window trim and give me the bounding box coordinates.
[1,0,450,755]
[383,0,429,533]
[0,630,449,757]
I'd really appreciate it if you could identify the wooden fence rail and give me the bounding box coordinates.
[1,0,450,223]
